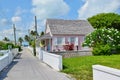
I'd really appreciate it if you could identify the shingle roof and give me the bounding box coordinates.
[46,19,94,35]
[39,33,51,40]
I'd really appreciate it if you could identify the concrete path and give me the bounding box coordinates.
[0,48,70,80]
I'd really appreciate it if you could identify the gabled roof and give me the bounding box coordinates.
[46,19,94,35]
[39,33,51,40]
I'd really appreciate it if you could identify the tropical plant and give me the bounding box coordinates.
[30,30,37,56]
[3,37,10,41]
[0,41,6,50]
[88,13,120,30]
[18,37,23,46]
[24,35,30,42]
[40,31,44,37]
[83,28,120,55]
[30,30,38,36]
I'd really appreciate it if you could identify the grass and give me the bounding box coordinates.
[62,55,120,80]
[0,53,4,56]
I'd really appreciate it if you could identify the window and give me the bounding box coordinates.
[68,37,78,45]
[53,37,65,45]
[75,37,78,45]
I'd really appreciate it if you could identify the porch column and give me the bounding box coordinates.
[49,39,51,51]
[45,39,47,51]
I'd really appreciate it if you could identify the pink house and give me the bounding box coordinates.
[38,19,94,52]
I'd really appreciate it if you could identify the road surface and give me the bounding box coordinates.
[0,48,71,80]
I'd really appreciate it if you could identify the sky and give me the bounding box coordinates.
[0,0,120,41]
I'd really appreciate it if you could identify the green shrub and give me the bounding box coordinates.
[0,53,4,56]
[31,41,35,47]
[92,44,111,55]
[0,41,6,50]
[83,28,120,55]
[14,45,22,51]
[3,43,14,50]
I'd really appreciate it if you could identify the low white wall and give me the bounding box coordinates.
[42,51,62,71]
[0,49,18,72]
[29,47,62,71]
[28,46,33,54]
[36,47,40,58]
[0,54,9,71]
[0,51,13,71]
[11,48,19,57]
[93,65,120,80]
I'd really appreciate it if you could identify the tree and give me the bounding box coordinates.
[40,31,45,46]
[83,28,120,55]
[24,35,30,42]
[88,13,120,30]
[30,30,37,56]
[40,31,44,37]
[18,37,23,46]
[30,30,38,36]
[3,37,10,41]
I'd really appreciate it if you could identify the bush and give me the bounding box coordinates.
[0,41,6,50]
[83,28,120,55]
[4,43,14,50]
[14,45,22,51]
[0,53,4,56]
[92,44,111,55]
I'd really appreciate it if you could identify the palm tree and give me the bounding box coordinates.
[30,30,37,36]
[30,30,37,56]
[40,31,44,37]
[24,35,30,42]
[18,37,23,46]
[3,37,10,41]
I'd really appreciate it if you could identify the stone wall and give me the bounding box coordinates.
[51,50,92,58]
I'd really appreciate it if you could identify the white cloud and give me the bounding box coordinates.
[78,0,120,19]
[11,16,22,23]
[15,7,27,16]
[0,29,13,39]
[31,0,69,20]
[0,18,8,25]
[29,20,43,32]
[0,28,26,40]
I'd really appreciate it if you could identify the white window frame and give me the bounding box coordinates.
[53,37,65,45]
[68,37,78,45]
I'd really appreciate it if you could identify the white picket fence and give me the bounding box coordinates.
[28,46,62,71]
[0,48,18,72]
[93,65,120,80]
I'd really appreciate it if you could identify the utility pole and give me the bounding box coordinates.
[13,24,16,45]
[35,16,37,37]
[33,16,38,56]
[28,29,30,37]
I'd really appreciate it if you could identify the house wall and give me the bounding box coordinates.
[51,34,85,51]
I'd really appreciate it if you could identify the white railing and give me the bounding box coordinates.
[0,48,18,72]
[29,47,62,71]
[93,65,120,80]
[42,50,62,71]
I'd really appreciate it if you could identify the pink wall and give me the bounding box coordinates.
[51,34,85,51]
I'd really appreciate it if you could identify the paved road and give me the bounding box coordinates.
[0,48,70,80]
